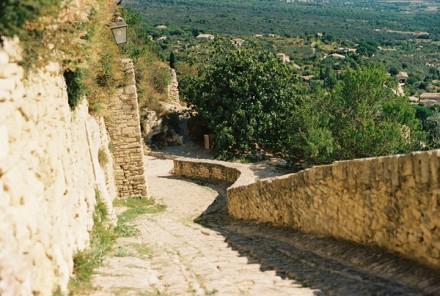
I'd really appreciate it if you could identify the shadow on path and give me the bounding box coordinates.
[170,177,440,296]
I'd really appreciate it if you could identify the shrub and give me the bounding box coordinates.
[64,69,86,109]
[98,148,108,167]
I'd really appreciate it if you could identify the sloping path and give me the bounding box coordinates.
[87,147,439,295]
[88,155,317,295]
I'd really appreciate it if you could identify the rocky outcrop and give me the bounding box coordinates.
[141,110,163,144]
[141,68,186,145]
[0,37,117,295]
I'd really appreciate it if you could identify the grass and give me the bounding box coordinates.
[114,197,166,224]
[128,243,151,259]
[69,189,116,292]
[69,194,165,293]
[114,223,140,237]
[114,246,134,257]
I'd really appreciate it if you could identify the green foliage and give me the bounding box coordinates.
[425,111,440,149]
[0,0,61,38]
[70,189,115,290]
[120,7,171,114]
[114,197,166,224]
[389,66,399,76]
[316,64,423,161]
[64,69,87,109]
[181,46,300,159]
[169,51,176,69]
[126,0,439,41]
[114,223,140,237]
[185,51,425,166]
[70,194,165,292]
[98,148,109,167]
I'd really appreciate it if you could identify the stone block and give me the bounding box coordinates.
[124,85,137,95]
[0,125,8,160]
[0,78,15,92]
[0,50,9,65]
[121,127,135,135]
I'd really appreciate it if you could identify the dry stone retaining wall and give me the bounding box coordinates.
[167,68,180,105]
[0,37,117,295]
[106,59,148,198]
[174,150,440,270]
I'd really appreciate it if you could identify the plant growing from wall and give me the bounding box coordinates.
[64,69,87,109]
[1,0,125,113]
[69,189,115,291]
[98,148,109,167]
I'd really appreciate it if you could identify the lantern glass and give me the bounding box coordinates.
[111,20,128,45]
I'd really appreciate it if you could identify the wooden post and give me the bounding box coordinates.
[204,134,210,150]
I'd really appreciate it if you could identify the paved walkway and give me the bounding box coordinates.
[88,156,317,295]
[87,153,439,296]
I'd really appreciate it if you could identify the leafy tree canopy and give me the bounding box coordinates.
[181,45,425,168]
[317,64,423,161]
[180,46,301,160]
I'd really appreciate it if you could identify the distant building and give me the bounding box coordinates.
[155,25,167,29]
[329,53,345,60]
[409,96,419,104]
[254,34,263,38]
[196,34,215,40]
[397,71,409,83]
[302,75,315,82]
[420,93,440,100]
[419,93,440,106]
[231,38,245,47]
[276,53,290,63]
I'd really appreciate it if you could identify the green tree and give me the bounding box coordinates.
[169,51,176,69]
[389,66,399,76]
[425,111,440,149]
[326,64,424,159]
[180,47,301,160]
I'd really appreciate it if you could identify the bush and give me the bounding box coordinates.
[98,148,108,167]
[0,0,61,38]
[181,46,301,159]
[64,69,86,109]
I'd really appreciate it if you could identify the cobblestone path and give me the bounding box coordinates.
[88,155,439,296]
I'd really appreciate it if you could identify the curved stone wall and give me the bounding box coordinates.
[174,150,440,270]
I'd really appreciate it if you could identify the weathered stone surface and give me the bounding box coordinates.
[174,150,440,270]
[106,59,148,198]
[0,36,117,295]
[167,68,180,105]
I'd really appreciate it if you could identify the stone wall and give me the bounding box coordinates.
[174,150,440,270]
[167,68,180,105]
[0,37,117,295]
[106,59,148,198]
[174,159,241,183]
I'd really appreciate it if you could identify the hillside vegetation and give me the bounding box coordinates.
[125,0,440,167]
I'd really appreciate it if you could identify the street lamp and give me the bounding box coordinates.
[110,13,128,45]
